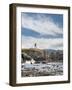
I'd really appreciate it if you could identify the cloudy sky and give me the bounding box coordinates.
[21,12,63,50]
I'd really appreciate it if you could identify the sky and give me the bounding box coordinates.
[21,12,63,50]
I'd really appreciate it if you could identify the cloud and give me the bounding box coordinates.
[22,27,63,38]
[21,13,63,50]
[22,36,63,50]
[21,13,63,37]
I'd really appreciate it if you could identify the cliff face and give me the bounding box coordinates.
[22,48,63,63]
[22,48,46,63]
[22,48,44,57]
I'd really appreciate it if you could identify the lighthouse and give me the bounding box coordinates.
[34,43,37,48]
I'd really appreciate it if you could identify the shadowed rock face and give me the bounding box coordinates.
[22,48,63,63]
[21,48,45,63]
[21,52,45,64]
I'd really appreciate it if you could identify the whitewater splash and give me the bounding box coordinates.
[21,62,63,77]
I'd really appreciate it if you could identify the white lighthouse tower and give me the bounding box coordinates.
[34,43,37,48]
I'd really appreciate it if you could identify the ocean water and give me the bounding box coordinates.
[21,62,63,77]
